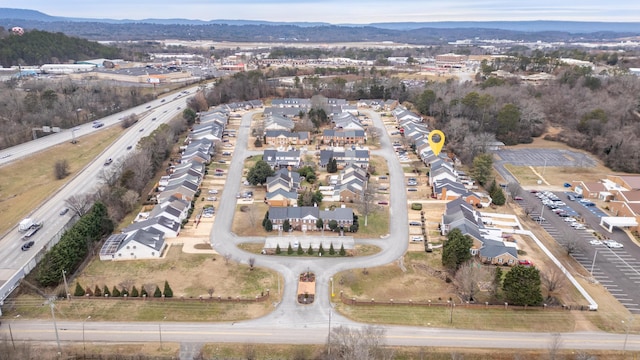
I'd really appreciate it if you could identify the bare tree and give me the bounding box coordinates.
[358,182,376,227]
[207,287,215,298]
[248,257,256,270]
[541,267,567,302]
[53,159,70,180]
[65,193,94,217]
[327,325,393,360]
[223,253,232,265]
[547,333,563,360]
[454,260,486,302]
[507,181,522,199]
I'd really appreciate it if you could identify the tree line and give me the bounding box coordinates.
[0,29,121,66]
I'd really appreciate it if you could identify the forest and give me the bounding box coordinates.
[195,62,640,173]
[0,29,121,66]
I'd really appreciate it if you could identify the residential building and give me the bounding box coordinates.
[263,149,301,169]
[264,130,310,146]
[268,206,354,231]
[322,129,366,146]
[100,228,167,261]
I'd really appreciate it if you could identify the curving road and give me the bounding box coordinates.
[1,105,638,353]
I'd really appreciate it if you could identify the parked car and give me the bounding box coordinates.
[407,188,418,192]
[572,224,586,230]
[514,196,524,201]
[377,201,389,205]
[518,259,534,267]
[409,221,421,226]
[410,236,424,242]
[531,216,546,222]
[589,239,602,246]
[208,189,218,194]
[604,240,623,248]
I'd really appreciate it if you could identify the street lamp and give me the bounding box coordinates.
[330,277,334,298]
[83,316,91,355]
[159,316,167,350]
[8,314,20,350]
[622,317,633,354]
[590,250,598,276]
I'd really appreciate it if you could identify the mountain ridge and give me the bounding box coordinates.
[2,8,640,33]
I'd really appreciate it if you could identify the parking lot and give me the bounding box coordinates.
[496,149,597,167]
[516,189,640,314]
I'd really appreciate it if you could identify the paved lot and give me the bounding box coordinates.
[515,190,640,314]
[496,149,596,167]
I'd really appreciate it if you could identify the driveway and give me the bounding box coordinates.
[208,109,408,327]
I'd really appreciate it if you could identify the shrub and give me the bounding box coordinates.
[141,286,148,297]
[275,244,281,254]
[339,244,346,256]
[163,281,173,298]
[131,286,139,297]
[103,285,111,297]
[307,245,314,255]
[94,285,102,297]
[111,286,121,297]
[329,243,335,255]
[153,286,162,298]
[287,243,293,255]
[121,287,129,297]
[318,244,325,256]
[74,282,85,297]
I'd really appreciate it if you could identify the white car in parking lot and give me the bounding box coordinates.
[410,236,424,242]
[589,239,602,245]
[603,240,624,248]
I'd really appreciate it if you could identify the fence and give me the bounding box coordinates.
[339,291,591,311]
[69,290,270,304]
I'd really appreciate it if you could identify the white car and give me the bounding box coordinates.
[564,217,577,222]
[589,239,602,245]
[208,189,219,194]
[572,224,586,230]
[410,236,424,242]
[604,240,624,248]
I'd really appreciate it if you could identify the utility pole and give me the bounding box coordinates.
[327,308,332,356]
[62,270,70,300]
[49,299,62,355]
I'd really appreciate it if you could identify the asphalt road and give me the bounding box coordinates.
[2,104,639,353]
[3,319,640,352]
[0,86,200,296]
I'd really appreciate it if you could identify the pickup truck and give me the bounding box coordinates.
[22,222,43,240]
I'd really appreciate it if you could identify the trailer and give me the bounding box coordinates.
[22,222,43,240]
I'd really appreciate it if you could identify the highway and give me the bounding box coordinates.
[1,100,638,353]
[0,86,200,302]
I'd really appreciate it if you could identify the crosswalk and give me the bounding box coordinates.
[541,222,640,314]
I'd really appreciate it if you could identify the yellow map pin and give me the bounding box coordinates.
[427,130,445,156]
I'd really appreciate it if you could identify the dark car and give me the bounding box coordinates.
[126,145,133,150]
[21,240,35,251]
[59,207,69,216]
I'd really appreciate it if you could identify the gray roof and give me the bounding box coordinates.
[264,114,295,130]
[120,227,165,252]
[122,215,180,235]
[480,238,518,259]
[266,188,298,200]
[268,206,353,222]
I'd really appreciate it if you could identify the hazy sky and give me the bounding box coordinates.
[7,0,640,23]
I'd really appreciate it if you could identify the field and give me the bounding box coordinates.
[0,126,122,235]
[3,245,279,322]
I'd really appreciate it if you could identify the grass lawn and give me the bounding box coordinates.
[0,126,122,235]
[355,209,389,238]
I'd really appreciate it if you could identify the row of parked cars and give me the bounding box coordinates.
[534,190,571,218]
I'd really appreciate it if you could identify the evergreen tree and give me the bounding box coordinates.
[141,286,148,297]
[287,243,294,255]
[297,243,304,255]
[318,244,325,256]
[153,286,162,298]
[131,286,140,297]
[74,282,85,297]
[262,211,269,227]
[111,286,121,297]
[94,285,102,297]
[502,265,543,306]
[441,228,473,272]
[329,243,335,255]
[491,187,506,205]
[265,219,273,232]
[307,245,314,255]
[316,218,324,230]
[275,244,281,254]
[103,285,111,297]
[283,219,291,232]
[121,287,129,297]
[163,281,173,298]
[340,244,346,256]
